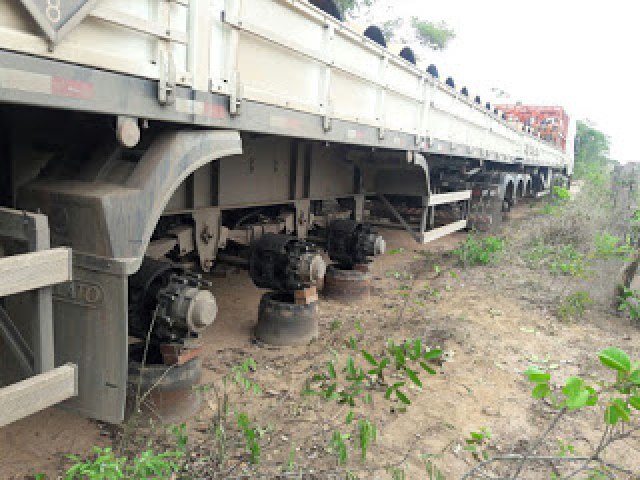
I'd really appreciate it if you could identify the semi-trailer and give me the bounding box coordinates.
[0,0,573,425]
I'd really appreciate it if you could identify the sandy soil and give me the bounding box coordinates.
[2,189,640,479]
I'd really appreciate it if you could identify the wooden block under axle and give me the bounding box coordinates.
[294,286,318,305]
[160,344,204,366]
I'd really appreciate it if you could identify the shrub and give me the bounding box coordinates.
[618,286,640,322]
[453,234,505,266]
[594,232,632,259]
[552,185,571,202]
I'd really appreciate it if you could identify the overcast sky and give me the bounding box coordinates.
[363,0,638,163]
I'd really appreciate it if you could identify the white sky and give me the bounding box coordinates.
[363,0,638,162]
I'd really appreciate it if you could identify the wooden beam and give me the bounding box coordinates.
[0,364,77,427]
[428,190,472,207]
[0,248,72,297]
[421,220,467,244]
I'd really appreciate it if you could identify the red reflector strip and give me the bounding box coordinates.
[51,76,94,100]
[204,103,226,119]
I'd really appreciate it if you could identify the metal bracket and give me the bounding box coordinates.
[294,199,311,240]
[323,109,333,132]
[158,50,177,106]
[192,208,221,272]
[229,70,243,116]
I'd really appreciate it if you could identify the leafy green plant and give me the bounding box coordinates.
[170,423,188,452]
[549,244,586,276]
[557,291,592,321]
[618,286,640,322]
[330,319,343,332]
[465,347,640,478]
[552,185,571,202]
[329,430,350,466]
[231,357,262,395]
[594,233,632,259]
[197,357,263,468]
[525,242,589,276]
[236,412,261,464]
[387,466,406,479]
[539,203,558,216]
[306,338,442,410]
[65,447,182,480]
[357,419,377,461]
[524,242,555,266]
[306,338,442,469]
[423,454,446,480]
[453,234,505,267]
[463,428,492,461]
[556,439,577,458]
[285,444,296,472]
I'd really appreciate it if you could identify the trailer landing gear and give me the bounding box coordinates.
[324,264,373,301]
[255,292,319,346]
[322,220,384,302]
[127,257,217,423]
[127,358,202,424]
[249,234,325,346]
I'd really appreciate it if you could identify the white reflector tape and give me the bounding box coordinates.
[0,68,51,95]
[0,68,94,100]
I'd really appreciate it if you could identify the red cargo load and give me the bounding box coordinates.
[495,105,569,152]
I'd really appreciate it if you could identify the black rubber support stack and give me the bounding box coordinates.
[127,358,202,424]
[255,292,318,346]
[323,264,372,302]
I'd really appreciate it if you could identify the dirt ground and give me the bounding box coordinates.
[2,185,640,479]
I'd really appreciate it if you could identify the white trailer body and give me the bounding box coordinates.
[0,0,573,425]
[0,0,571,170]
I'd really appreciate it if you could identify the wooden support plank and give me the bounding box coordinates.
[421,220,467,244]
[428,190,472,207]
[0,248,72,297]
[0,364,77,427]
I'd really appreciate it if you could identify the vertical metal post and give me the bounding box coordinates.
[320,23,334,132]
[26,214,55,373]
[353,194,365,223]
[419,195,429,235]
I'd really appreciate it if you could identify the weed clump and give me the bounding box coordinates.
[453,234,505,267]
[594,232,633,259]
[525,242,588,277]
[557,291,592,321]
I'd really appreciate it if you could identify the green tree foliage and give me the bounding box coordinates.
[573,121,612,183]
[380,17,402,42]
[334,0,373,17]
[334,0,455,53]
[410,17,456,50]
